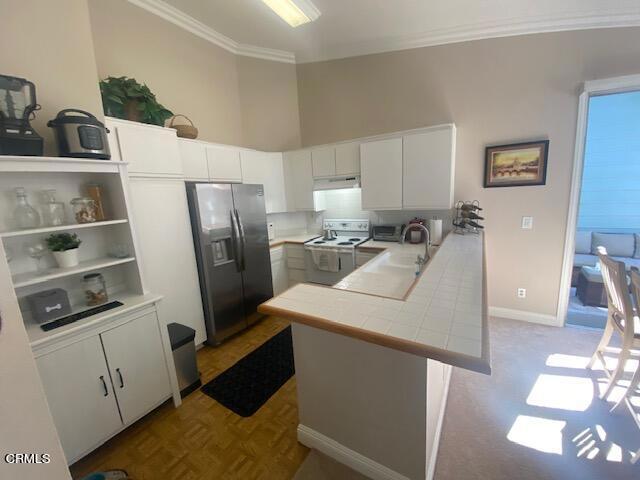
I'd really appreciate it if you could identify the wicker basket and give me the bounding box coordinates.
[168,114,198,139]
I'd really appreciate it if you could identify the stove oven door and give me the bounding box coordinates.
[303,247,355,286]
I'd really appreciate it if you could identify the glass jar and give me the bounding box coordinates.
[71,197,97,223]
[83,273,108,306]
[86,184,106,221]
[13,187,41,229]
[41,189,66,226]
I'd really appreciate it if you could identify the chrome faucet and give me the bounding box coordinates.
[400,223,431,267]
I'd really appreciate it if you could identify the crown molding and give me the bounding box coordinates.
[127,1,640,65]
[296,9,640,63]
[127,0,296,64]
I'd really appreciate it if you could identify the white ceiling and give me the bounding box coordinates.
[147,0,640,63]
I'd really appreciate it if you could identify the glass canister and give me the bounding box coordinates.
[13,187,41,229]
[41,189,66,226]
[83,273,108,306]
[86,184,106,221]
[71,197,97,223]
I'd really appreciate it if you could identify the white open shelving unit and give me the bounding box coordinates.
[0,155,147,336]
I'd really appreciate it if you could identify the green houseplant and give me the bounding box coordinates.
[45,233,82,268]
[99,76,173,126]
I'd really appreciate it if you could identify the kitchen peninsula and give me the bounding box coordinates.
[258,232,489,480]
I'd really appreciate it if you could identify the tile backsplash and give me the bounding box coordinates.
[267,188,454,238]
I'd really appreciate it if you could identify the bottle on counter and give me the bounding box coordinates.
[13,187,41,229]
[460,204,483,212]
[460,211,485,221]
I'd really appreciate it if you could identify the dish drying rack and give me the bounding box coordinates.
[453,200,484,235]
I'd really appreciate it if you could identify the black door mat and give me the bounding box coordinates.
[201,326,294,417]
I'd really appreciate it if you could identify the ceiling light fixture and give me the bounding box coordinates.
[261,0,321,28]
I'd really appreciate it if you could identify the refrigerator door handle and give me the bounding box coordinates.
[230,209,242,272]
[235,209,246,271]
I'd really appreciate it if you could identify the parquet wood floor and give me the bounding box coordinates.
[70,317,309,480]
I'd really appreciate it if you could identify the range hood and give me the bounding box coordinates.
[313,175,360,191]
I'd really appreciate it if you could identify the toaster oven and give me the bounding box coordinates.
[372,225,403,242]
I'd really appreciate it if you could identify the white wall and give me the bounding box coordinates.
[296,27,640,318]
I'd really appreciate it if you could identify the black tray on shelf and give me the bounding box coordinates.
[40,301,124,332]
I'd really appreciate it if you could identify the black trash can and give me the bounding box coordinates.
[167,323,201,397]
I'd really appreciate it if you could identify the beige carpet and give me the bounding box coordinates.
[295,317,640,479]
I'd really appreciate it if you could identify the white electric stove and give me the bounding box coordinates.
[304,219,370,285]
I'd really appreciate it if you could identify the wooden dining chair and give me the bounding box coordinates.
[610,268,640,411]
[586,247,640,402]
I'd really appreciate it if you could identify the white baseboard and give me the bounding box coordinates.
[489,306,560,326]
[297,424,410,480]
[426,364,452,480]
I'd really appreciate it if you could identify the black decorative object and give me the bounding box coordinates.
[453,200,484,235]
[0,74,43,156]
[201,326,294,417]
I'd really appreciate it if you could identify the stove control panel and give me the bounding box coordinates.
[323,219,370,233]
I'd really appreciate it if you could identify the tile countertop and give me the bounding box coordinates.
[269,233,321,248]
[258,232,491,374]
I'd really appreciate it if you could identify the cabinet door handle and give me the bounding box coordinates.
[116,368,124,388]
[99,375,108,397]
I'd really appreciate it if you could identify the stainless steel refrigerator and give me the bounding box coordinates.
[186,182,273,345]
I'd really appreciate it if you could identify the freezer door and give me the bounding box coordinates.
[231,184,274,324]
[186,182,246,345]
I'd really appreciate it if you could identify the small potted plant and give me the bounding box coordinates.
[45,233,82,268]
[99,76,174,126]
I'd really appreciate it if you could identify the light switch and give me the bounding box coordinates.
[521,216,533,229]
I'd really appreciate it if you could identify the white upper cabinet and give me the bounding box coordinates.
[284,150,326,212]
[310,143,360,177]
[360,138,403,210]
[111,120,183,176]
[240,150,287,214]
[311,146,336,178]
[206,145,243,183]
[335,142,360,176]
[179,140,208,181]
[403,126,456,209]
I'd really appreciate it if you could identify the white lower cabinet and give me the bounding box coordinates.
[36,335,122,464]
[101,311,171,425]
[285,244,307,287]
[35,308,171,464]
[270,246,288,295]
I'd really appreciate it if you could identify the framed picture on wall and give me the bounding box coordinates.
[484,140,549,187]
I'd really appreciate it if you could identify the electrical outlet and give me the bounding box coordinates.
[521,216,533,229]
[517,288,527,299]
